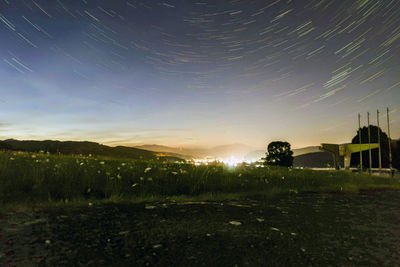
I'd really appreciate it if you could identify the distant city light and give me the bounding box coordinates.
[192,156,256,167]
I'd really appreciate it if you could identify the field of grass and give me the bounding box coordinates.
[1,150,400,207]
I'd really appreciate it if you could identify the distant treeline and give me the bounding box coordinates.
[390,140,400,169]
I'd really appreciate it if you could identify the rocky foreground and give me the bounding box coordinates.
[1,190,400,266]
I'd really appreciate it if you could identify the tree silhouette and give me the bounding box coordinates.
[350,125,389,168]
[264,141,294,167]
[393,140,400,170]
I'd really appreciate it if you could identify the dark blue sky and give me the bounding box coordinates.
[1,0,399,148]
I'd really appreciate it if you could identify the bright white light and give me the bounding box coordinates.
[192,156,255,167]
[221,157,242,167]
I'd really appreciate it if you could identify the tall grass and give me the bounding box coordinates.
[1,151,399,205]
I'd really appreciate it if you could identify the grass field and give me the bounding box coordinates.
[1,150,400,207]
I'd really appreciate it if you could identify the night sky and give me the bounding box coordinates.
[1,0,399,149]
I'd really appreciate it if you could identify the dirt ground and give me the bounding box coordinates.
[1,190,400,266]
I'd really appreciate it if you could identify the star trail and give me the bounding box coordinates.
[0,0,399,148]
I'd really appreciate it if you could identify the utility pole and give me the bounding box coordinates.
[367,112,372,174]
[377,110,382,171]
[387,107,393,176]
[358,113,363,171]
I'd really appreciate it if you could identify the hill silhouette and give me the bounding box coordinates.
[244,146,321,162]
[293,152,337,168]
[135,143,255,159]
[135,145,195,159]
[1,139,184,161]
[292,146,320,156]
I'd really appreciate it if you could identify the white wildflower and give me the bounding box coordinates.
[171,171,178,175]
[99,161,105,165]
[229,221,242,226]
[144,167,152,173]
